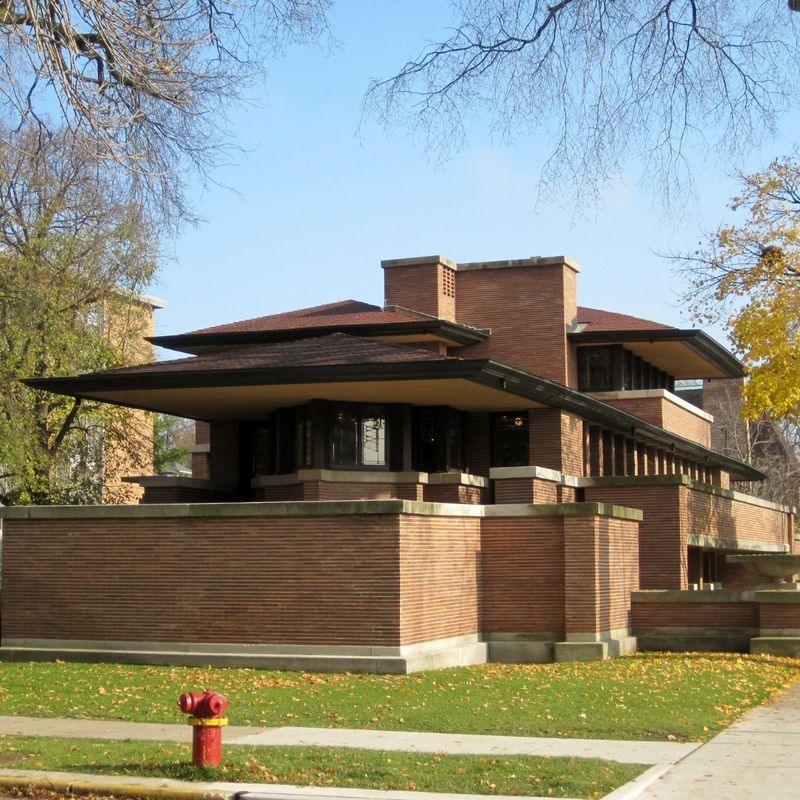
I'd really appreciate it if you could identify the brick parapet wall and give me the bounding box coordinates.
[1,514,404,647]
[584,484,685,590]
[480,516,566,636]
[631,597,759,630]
[585,477,793,590]
[399,515,481,644]
[0,501,640,657]
[591,392,712,448]
[563,516,639,637]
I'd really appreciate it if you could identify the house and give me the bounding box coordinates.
[0,255,795,672]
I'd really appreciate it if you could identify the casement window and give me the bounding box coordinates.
[578,346,675,393]
[412,406,466,473]
[330,405,387,468]
[491,412,529,467]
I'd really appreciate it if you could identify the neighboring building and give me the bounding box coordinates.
[676,378,800,509]
[1,255,795,672]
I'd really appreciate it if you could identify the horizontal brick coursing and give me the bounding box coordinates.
[759,604,800,630]
[564,517,639,636]
[3,508,641,653]
[680,487,791,548]
[2,516,404,646]
[598,396,711,448]
[423,485,485,504]
[480,517,566,635]
[631,602,758,630]
[585,483,791,591]
[455,264,575,385]
[399,516,481,644]
[585,485,684,590]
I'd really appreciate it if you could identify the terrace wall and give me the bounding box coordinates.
[0,500,640,672]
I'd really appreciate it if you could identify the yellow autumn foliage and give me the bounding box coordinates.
[684,154,800,421]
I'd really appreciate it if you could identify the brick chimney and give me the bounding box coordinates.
[454,256,580,386]
[381,255,457,322]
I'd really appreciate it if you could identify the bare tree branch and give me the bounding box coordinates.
[364,1,800,209]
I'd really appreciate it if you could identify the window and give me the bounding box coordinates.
[578,346,617,391]
[491,412,529,467]
[412,406,466,473]
[251,418,276,476]
[330,406,387,468]
[579,346,676,393]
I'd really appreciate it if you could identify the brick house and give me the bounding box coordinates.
[1,255,795,672]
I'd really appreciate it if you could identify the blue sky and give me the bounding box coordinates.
[154,1,799,350]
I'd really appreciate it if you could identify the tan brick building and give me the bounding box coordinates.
[2,255,795,671]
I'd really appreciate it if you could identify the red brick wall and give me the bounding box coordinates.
[631,601,758,630]
[585,484,685,589]
[480,517,565,636]
[759,603,800,630]
[383,260,456,322]
[399,515,481,644]
[680,486,792,549]
[1,515,405,646]
[424,485,486,504]
[303,481,424,501]
[455,263,577,385]
[563,517,639,636]
[596,395,711,448]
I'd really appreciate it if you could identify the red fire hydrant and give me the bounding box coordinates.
[178,689,229,768]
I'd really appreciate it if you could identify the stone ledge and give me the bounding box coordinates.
[0,499,643,522]
[632,589,754,603]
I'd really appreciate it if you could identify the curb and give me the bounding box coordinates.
[0,771,230,800]
[0,770,581,800]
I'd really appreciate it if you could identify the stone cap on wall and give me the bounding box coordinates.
[0,499,642,522]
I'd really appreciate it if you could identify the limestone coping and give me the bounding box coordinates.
[754,589,800,604]
[490,465,580,486]
[0,499,642,522]
[631,589,754,604]
[687,534,789,554]
[380,254,581,273]
[251,470,489,489]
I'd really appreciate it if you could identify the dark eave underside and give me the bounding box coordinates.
[569,329,744,379]
[150,320,490,354]
[26,357,764,481]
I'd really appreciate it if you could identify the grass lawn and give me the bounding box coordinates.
[0,736,645,799]
[0,652,798,741]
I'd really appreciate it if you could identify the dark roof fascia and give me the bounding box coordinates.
[149,320,490,354]
[25,357,763,480]
[471,362,764,481]
[569,329,744,378]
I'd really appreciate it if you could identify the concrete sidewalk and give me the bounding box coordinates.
[0,680,798,799]
[631,679,800,799]
[0,715,697,765]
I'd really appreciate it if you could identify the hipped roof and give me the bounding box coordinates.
[26,333,763,480]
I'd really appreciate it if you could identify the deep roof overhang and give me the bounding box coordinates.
[149,320,490,355]
[569,329,744,379]
[26,357,763,481]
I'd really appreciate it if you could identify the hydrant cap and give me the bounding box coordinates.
[178,692,196,713]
